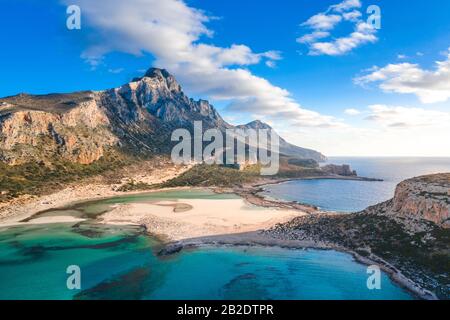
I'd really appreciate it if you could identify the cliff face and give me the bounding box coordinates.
[0,94,117,165]
[391,174,450,228]
[0,68,227,165]
[0,68,325,165]
[359,174,450,228]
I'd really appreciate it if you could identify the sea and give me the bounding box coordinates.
[2,157,448,300]
[261,157,450,212]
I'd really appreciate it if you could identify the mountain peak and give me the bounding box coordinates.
[0,66,326,165]
[236,120,326,161]
[131,68,182,93]
[131,67,181,93]
[242,120,272,130]
[144,67,172,79]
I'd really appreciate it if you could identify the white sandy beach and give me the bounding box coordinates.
[0,164,191,226]
[0,216,86,228]
[99,198,305,241]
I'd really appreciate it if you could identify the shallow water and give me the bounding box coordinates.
[0,223,412,300]
[25,188,239,222]
[0,189,413,300]
[261,157,450,212]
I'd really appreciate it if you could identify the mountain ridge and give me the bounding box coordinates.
[0,68,326,165]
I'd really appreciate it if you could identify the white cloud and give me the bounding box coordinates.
[296,31,330,44]
[295,124,450,157]
[63,0,343,128]
[397,54,407,59]
[364,104,450,128]
[310,22,377,56]
[301,13,342,30]
[298,0,378,56]
[342,10,362,22]
[344,108,361,115]
[330,0,362,13]
[265,60,276,68]
[355,49,450,103]
[59,0,450,157]
[291,104,450,157]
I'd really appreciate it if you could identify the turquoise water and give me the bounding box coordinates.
[23,188,238,222]
[0,223,412,300]
[0,223,153,300]
[262,157,450,212]
[0,188,413,300]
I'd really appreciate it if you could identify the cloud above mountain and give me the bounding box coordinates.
[297,0,379,56]
[58,0,449,156]
[62,0,343,128]
[354,49,450,103]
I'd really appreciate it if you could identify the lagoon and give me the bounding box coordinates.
[0,188,413,300]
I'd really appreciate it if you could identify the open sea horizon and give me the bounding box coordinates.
[261,157,450,212]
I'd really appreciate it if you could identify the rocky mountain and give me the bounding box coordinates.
[0,68,325,165]
[237,120,327,161]
[0,91,116,165]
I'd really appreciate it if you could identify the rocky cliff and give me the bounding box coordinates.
[0,93,116,165]
[387,174,450,228]
[0,68,325,165]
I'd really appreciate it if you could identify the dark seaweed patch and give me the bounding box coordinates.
[74,266,151,300]
[221,273,269,299]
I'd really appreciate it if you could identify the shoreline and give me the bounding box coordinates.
[0,164,193,226]
[157,231,437,301]
[251,174,384,189]
[0,173,363,226]
[97,196,305,242]
[0,174,436,300]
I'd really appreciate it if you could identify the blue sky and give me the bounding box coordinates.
[1,0,449,156]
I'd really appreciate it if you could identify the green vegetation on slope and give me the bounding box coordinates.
[0,153,335,201]
[116,179,153,192]
[159,156,330,189]
[287,158,319,168]
[0,152,130,201]
[159,164,262,188]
